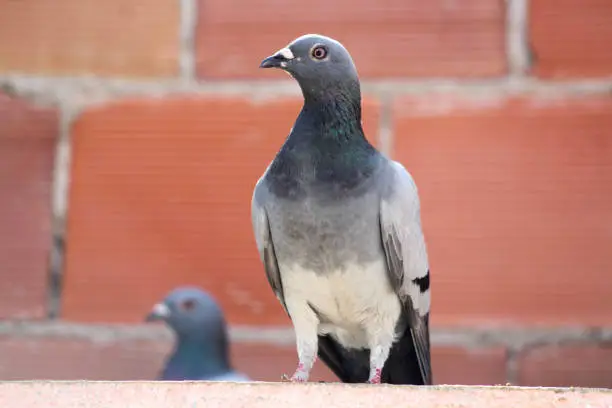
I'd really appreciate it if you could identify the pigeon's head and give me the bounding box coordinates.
[145,286,226,341]
[260,34,359,97]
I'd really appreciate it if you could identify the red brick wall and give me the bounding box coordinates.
[0,0,611,387]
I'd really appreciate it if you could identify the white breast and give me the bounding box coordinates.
[280,260,402,350]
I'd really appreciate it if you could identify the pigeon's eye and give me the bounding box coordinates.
[180,299,196,311]
[311,45,328,60]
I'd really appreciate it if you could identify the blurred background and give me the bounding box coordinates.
[0,0,611,387]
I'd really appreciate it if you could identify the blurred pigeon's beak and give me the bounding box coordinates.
[260,47,295,69]
[145,303,170,322]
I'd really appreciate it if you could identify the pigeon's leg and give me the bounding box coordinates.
[286,303,319,382]
[367,334,394,384]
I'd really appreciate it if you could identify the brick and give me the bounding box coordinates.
[0,335,167,380]
[240,344,506,384]
[1,333,503,384]
[432,347,507,385]
[238,344,506,384]
[0,0,180,77]
[62,96,380,324]
[0,334,335,381]
[0,93,57,318]
[518,345,612,388]
[232,343,337,382]
[530,0,612,78]
[392,95,612,326]
[196,0,506,79]
[1,382,612,408]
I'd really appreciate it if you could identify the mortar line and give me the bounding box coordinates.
[506,0,530,77]
[2,76,612,105]
[376,94,393,156]
[2,321,612,349]
[179,0,198,80]
[46,103,75,319]
[505,348,520,385]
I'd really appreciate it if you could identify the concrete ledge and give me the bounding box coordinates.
[0,382,610,408]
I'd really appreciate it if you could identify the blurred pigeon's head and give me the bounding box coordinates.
[260,34,359,100]
[145,286,226,341]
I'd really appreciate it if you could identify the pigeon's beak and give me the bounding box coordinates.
[145,303,171,322]
[260,47,295,69]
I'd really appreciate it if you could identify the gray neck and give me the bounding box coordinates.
[162,336,231,380]
[295,77,363,140]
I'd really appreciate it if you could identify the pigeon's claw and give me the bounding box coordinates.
[289,362,310,382]
[289,372,308,382]
[367,368,382,384]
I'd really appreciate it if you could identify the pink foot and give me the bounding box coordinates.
[281,373,306,382]
[367,368,382,384]
[288,362,309,382]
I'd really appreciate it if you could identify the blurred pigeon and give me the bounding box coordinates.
[251,34,432,385]
[145,286,250,382]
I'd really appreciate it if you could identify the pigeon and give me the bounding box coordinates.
[251,34,432,385]
[145,286,250,382]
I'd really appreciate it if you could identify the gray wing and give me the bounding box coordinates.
[379,161,432,385]
[251,176,288,314]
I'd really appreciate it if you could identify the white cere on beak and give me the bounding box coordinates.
[276,47,295,60]
[152,303,170,318]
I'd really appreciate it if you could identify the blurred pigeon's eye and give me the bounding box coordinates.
[311,45,328,60]
[180,299,196,311]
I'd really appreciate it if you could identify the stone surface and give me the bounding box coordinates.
[0,382,610,408]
